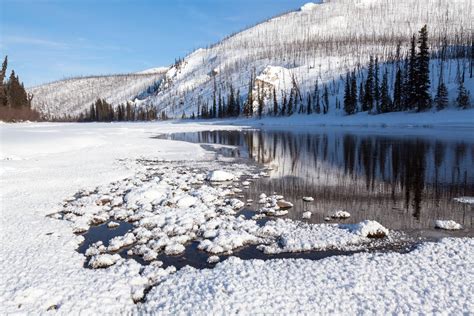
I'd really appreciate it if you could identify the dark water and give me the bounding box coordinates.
[162,127,474,236]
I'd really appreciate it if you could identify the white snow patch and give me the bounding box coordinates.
[206,170,235,182]
[435,220,463,231]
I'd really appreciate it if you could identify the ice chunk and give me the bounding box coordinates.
[302,211,312,219]
[107,221,120,228]
[88,254,121,269]
[206,170,235,182]
[302,196,314,202]
[435,220,463,230]
[330,210,351,219]
[348,220,388,238]
[176,195,198,208]
[207,255,220,264]
[164,243,186,255]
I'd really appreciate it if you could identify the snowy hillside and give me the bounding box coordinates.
[29,70,167,119]
[140,0,472,117]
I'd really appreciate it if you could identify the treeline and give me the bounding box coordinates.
[0,56,41,122]
[77,98,168,122]
[342,25,471,115]
[186,25,471,121]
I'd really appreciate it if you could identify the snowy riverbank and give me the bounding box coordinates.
[188,108,474,129]
[1,122,473,314]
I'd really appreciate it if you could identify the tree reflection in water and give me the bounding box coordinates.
[163,129,473,233]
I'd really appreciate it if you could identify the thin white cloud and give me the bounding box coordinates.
[3,35,69,49]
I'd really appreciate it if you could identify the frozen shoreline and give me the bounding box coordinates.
[1,122,473,314]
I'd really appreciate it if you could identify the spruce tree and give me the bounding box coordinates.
[343,73,353,115]
[243,76,253,117]
[363,56,374,112]
[434,68,449,110]
[416,25,431,111]
[407,34,418,110]
[272,87,278,116]
[456,77,471,109]
[350,71,358,112]
[257,84,264,118]
[374,57,380,113]
[380,70,392,113]
[280,92,287,116]
[314,80,321,114]
[322,85,329,114]
[218,90,223,118]
[0,56,7,107]
[393,67,403,111]
[306,92,312,115]
[287,89,294,115]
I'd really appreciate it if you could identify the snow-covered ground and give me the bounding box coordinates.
[1,121,473,314]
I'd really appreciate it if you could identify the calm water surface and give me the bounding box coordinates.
[163,127,474,236]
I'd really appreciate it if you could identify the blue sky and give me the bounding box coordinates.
[0,0,301,87]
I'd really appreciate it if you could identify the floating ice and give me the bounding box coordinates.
[330,210,351,219]
[302,211,312,219]
[302,196,314,202]
[206,170,235,182]
[435,220,463,230]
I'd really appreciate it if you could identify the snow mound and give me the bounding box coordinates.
[89,254,121,269]
[435,220,463,230]
[301,2,319,11]
[330,210,351,219]
[206,170,235,182]
[347,220,389,238]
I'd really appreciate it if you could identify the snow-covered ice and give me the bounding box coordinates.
[206,170,235,182]
[142,238,474,314]
[435,220,463,231]
[1,122,472,314]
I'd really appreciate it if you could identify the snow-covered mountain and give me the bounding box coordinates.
[139,0,472,117]
[29,69,167,119]
[31,0,472,119]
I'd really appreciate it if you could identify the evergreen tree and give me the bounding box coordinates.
[350,71,358,112]
[380,70,392,113]
[218,90,223,118]
[243,75,254,117]
[6,70,29,108]
[456,76,471,109]
[0,56,7,107]
[280,92,287,116]
[306,92,312,115]
[257,84,264,118]
[227,85,235,117]
[358,81,364,108]
[212,88,217,118]
[236,89,241,116]
[314,80,321,114]
[322,84,329,114]
[343,73,353,115]
[272,87,278,116]
[434,68,449,110]
[415,25,431,111]
[362,56,374,112]
[393,67,403,111]
[407,34,418,110]
[287,89,294,115]
[374,57,380,113]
